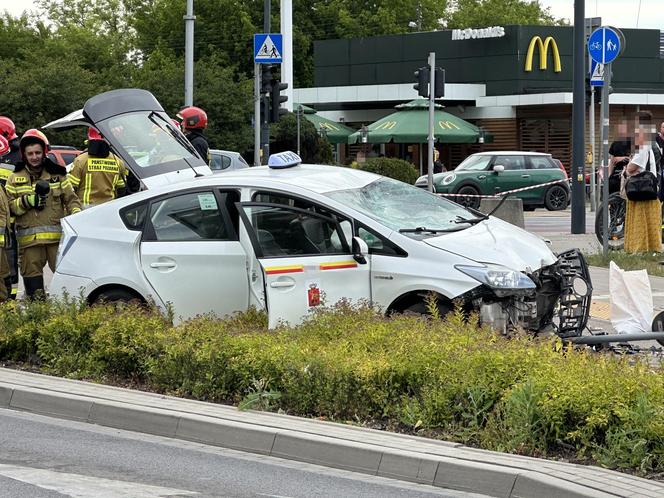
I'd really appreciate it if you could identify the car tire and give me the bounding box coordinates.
[93,288,142,305]
[544,185,569,211]
[455,185,481,209]
[403,299,452,319]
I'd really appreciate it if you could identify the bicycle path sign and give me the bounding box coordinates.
[254,33,283,64]
[588,26,623,65]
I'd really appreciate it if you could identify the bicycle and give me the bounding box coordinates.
[595,192,664,250]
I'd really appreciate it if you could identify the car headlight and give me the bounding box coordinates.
[56,219,78,268]
[441,173,456,185]
[455,263,536,292]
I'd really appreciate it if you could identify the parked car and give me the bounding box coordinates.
[48,145,82,168]
[416,151,569,211]
[44,89,591,338]
[210,149,249,173]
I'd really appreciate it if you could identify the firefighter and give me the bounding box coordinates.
[0,116,20,299]
[68,127,127,208]
[5,129,81,298]
[177,106,210,164]
[0,135,12,301]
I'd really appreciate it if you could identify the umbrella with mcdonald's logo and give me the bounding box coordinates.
[347,99,492,144]
[294,104,356,145]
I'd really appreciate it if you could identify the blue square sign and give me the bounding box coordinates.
[254,33,283,64]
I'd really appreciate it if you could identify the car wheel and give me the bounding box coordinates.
[93,288,142,305]
[455,185,481,209]
[403,299,452,319]
[544,185,569,211]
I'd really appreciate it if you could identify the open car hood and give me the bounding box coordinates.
[424,217,558,272]
[43,89,212,189]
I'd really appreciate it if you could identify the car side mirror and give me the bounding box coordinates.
[493,165,505,173]
[352,236,369,265]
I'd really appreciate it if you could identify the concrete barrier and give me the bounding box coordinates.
[479,197,525,228]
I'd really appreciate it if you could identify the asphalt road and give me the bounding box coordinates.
[0,409,488,498]
[523,207,595,234]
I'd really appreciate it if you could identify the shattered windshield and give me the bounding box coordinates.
[324,177,474,234]
[99,111,203,170]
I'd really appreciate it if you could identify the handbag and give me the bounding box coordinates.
[625,151,658,201]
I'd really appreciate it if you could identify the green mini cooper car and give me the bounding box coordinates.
[416,151,570,211]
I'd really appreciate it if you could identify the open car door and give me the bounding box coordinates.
[237,201,371,328]
[43,89,211,189]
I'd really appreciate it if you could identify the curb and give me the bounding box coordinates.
[1,369,662,498]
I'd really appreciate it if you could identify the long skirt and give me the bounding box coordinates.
[624,199,662,253]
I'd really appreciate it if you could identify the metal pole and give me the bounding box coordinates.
[184,0,195,107]
[601,64,612,256]
[296,105,301,155]
[571,0,586,233]
[281,0,293,112]
[427,52,435,193]
[589,86,596,211]
[261,0,271,164]
[254,64,261,167]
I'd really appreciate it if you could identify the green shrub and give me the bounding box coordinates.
[1,298,664,475]
[356,157,419,184]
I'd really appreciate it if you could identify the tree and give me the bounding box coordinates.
[446,0,564,28]
[271,113,333,164]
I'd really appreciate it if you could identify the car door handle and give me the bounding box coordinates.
[478,175,486,180]
[270,281,296,288]
[521,174,530,178]
[150,262,176,269]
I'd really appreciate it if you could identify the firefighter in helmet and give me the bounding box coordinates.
[5,129,81,298]
[0,135,12,301]
[68,127,128,208]
[177,106,210,164]
[0,116,21,299]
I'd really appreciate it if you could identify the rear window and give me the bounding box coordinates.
[528,156,557,169]
[120,202,148,231]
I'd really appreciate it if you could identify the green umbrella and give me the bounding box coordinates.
[347,99,491,144]
[294,104,356,145]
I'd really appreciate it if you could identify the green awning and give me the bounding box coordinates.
[347,99,492,144]
[294,104,356,145]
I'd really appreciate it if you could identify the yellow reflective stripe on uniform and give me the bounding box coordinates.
[60,178,72,188]
[68,174,81,186]
[71,207,81,214]
[17,232,62,244]
[9,186,32,194]
[84,172,92,205]
[16,225,62,245]
[0,234,4,245]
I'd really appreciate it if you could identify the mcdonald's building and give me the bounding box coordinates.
[294,25,664,170]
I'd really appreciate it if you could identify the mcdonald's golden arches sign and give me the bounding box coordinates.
[524,36,561,73]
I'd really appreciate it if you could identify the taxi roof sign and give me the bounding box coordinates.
[268,151,302,169]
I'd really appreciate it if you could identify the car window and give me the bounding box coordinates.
[456,155,492,171]
[147,191,230,241]
[61,153,78,165]
[121,202,148,231]
[357,225,405,256]
[238,155,249,167]
[528,156,556,170]
[243,204,349,257]
[493,156,526,171]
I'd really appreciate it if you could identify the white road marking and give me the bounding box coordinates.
[0,463,198,497]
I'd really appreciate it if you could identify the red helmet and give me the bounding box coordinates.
[88,127,104,141]
[0,136,9,156]
[19,129,50,160]
[0,116,17,140]
[177,106,207,129]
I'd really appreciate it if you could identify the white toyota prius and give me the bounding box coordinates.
[45,89,592,335]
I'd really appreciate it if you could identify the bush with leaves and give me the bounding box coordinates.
[354,157,419,184]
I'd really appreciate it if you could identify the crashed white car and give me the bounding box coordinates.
[46,89,592,334]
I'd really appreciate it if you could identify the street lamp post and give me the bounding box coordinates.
[296,105,303,156]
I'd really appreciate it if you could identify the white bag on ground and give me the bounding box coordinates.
[609,261,654,334]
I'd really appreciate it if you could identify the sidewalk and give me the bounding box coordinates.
[1,368,662,498]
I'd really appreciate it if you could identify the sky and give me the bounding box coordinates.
[0,0,661,30]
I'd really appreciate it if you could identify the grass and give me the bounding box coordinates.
[586,251,664,277]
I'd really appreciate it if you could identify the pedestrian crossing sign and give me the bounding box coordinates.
[590,60,604,87]
[254,33,283,64]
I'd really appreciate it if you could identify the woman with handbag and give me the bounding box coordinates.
[623,114,662,253]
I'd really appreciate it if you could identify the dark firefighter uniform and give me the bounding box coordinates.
[0,184,10,301]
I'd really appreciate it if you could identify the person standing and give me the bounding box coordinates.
[5,129,81,298]
[68,128,127,209]
[623,112,662,254]
[607,120,632,194]
[433,149,446,174]
[0,136,12,301]
[177,106,210,164]
[0,116,21,299]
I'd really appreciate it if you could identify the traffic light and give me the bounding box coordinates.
[413,66,430,98]
[269,78,289,122]
[260,64,273,94]
[434,68,445,98]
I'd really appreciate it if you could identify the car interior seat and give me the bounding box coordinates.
[256,229,286,257]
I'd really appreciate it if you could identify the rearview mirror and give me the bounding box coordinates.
[493,165,505,173]
[352,236,369,265]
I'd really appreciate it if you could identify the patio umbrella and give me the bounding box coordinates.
[295,104,356,145]
[347,99,491,144]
